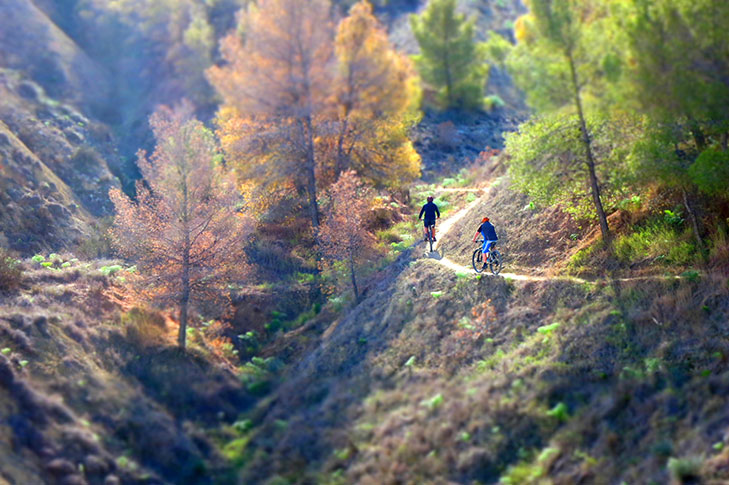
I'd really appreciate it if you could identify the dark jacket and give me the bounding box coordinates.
[478,221,498,241]
[419,202,440,221]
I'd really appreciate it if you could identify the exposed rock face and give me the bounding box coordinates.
[0,0,137,254]
[0,0,111,109]
[0,0,130,254]
[0,72,120,253]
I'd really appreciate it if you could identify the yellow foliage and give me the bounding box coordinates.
[514,15,535,44]
[215,106,298,216]
[208,0,422,223]
[330,1,422,186]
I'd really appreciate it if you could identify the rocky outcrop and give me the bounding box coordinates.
[0,71,120,253]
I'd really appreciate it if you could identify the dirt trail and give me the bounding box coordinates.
[427,187,685,285]
[428,185,571,283]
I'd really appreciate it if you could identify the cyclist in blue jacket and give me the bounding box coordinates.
[418,196,440,242]
[472,217,498,269]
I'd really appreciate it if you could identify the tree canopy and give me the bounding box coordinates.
[410,0,489,110]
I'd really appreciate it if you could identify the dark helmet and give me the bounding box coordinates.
[427,196,434,202]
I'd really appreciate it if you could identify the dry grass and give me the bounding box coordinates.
[0,255,247,484]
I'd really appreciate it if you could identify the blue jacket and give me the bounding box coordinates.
[478,221,498,240]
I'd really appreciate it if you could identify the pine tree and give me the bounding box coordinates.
[613,0,729,251]
[330,0,422,186]
[410,0,489,110]
[318,171,377,302]
[208,0,334,229]
[507,0,613,243]
[109,105,252,349]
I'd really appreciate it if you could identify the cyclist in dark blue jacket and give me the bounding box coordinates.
[472,217,498,268]
[418,196,440,241]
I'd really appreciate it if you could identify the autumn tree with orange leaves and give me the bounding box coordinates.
[318,171,378,302]
[109,105,252,349]
[208,0,334,227]
[329,1,421,186]
[208,0,421,225]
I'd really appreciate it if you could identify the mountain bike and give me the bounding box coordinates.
[472,241,502,275]
[425,223,436,253]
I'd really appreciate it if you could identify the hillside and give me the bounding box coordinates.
[0,257,251,484]
[3,0,729,484]
[225,173,729,484]
[2,157,728,484]
[0,0,527,254]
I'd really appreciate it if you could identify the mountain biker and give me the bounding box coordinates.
[472,217,498,269]
[418,196,440,242]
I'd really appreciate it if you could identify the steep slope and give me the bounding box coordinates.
[0,0,111,109]
[229,175,729,484]
[0,258,252,485]
[0,71,121,254]
[0,0,128,254]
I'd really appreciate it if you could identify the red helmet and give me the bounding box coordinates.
[482,217,489,222]
[427,196,434,202]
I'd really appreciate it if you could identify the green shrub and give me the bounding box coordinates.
[377,228,402,244]
[663,209,684,227]
[680,270,701,282]
[546,402,569,422]
[100,265,123,276]
[567,243,600,273]
[223,436,251,467]
[537,322,561,337]
[232,419,253,434]
[239,356,282,395]
[614,221,695,265]
[420,393,444,410]
[689,148,729,197]
[667,456,702,483]
[484,94,506,111]
[0,249,23,292]
[500,446,560,484]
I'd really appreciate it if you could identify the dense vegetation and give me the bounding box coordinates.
[505,0,729,264]
[1,0,729,484]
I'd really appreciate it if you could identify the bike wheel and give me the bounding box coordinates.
[489,250,503,275]
[429,235,434,253]
[472,249,484,273]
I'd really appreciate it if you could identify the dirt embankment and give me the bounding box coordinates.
[437,176,584,276]
[229,173,729,484]
[0,260,250,484]
[236,234,729,484]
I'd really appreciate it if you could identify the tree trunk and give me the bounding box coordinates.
[178,162,191,350]
[303,116,320,228]
[689,121,707,152]
[567,50,611,244]
[442,16,453,106]
[349,252,359,302]
[178,289,189,349]
[336,116,350,175]
[682,187,705,255]
[722,132,728,151]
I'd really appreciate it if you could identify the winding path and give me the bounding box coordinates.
[425,186,685,285]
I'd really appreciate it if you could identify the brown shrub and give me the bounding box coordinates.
[75,216,114,259]
[0,247,22,292]
[123,307,168,348]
